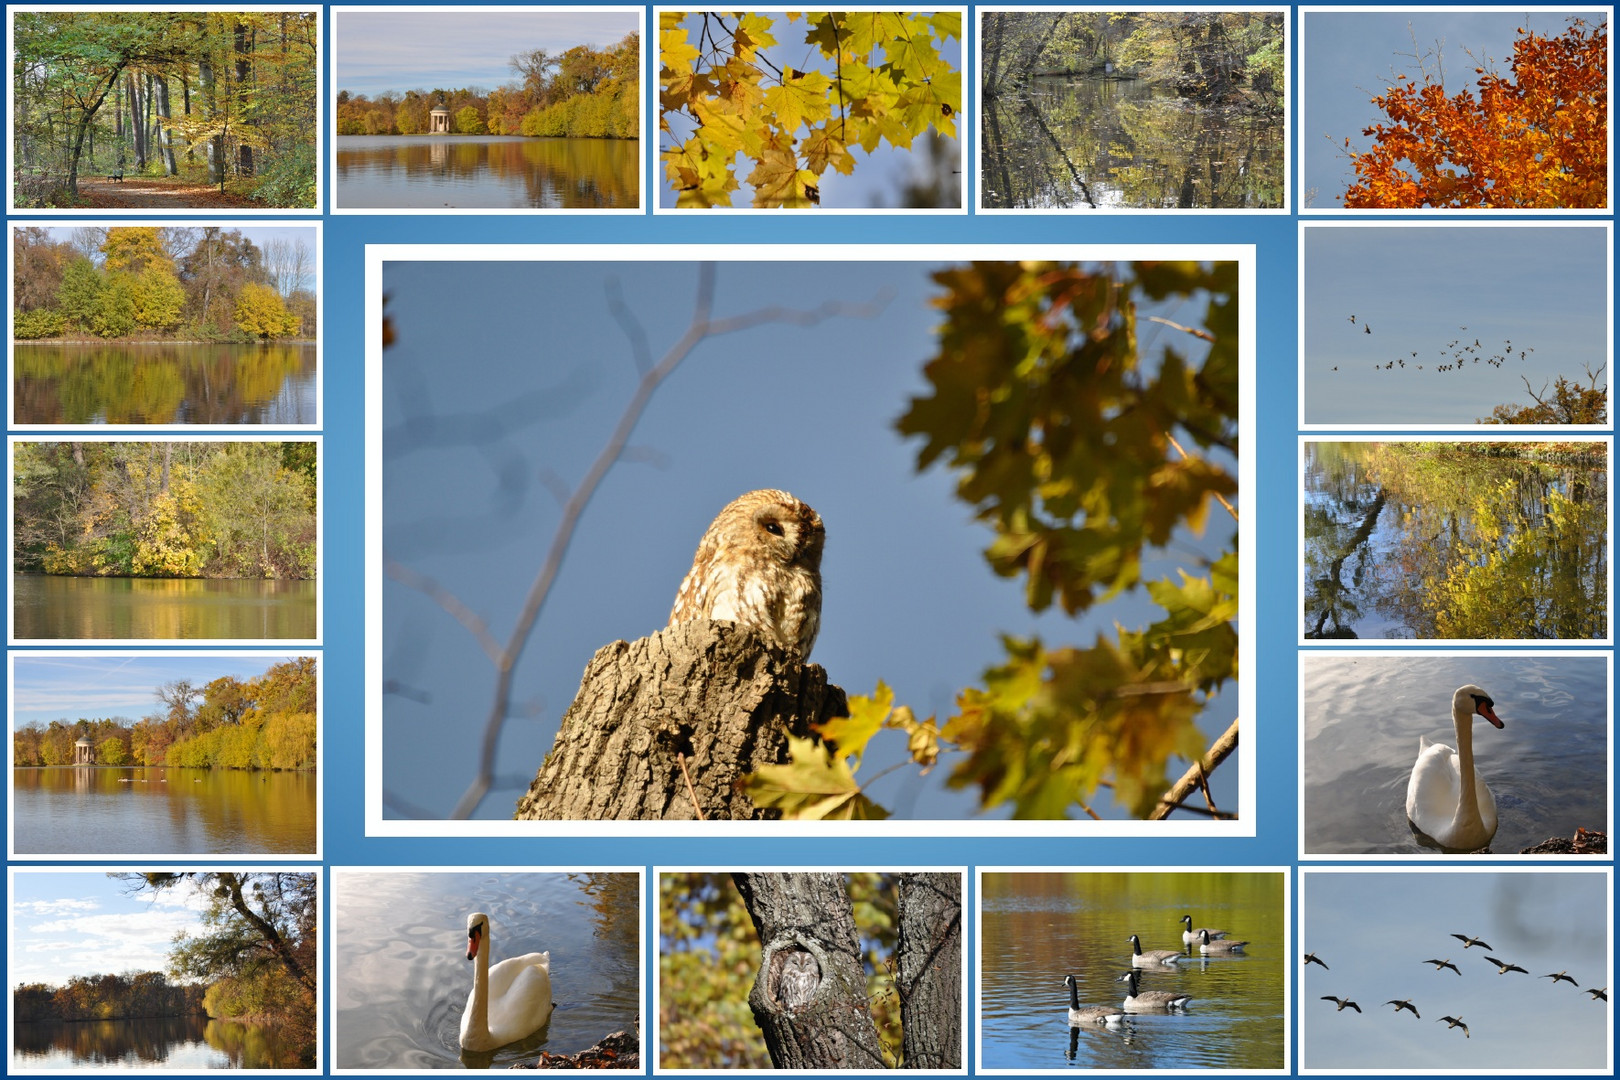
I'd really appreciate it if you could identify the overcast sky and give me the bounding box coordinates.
[11,654,308,729]
[1300,9,1596,206]
[334,8,641,98]
[9,872,210,987]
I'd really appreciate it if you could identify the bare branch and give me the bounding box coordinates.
[1149,717,1239,820]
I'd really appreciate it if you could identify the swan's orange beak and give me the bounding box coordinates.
[466,925,481,961]
[1477,702,1504,728]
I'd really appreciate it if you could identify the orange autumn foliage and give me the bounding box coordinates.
[1342,19,1607,208]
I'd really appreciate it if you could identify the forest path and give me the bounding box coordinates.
[72,176,264,209]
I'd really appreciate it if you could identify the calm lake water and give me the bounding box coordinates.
[13,342,316,425]
[981,77,1284,209]
[13,1015,306,1070]
[980,872,1285,1071]
[1303,443,1608,639]
[13,574,317,640]
[1302,654,1608,855]
[336,135,639,209]
[12,766,316,856]
[333,871,640,1069]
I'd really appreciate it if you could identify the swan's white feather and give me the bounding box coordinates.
[460,913,553,1052]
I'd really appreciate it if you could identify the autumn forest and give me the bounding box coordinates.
[12,10,319,208]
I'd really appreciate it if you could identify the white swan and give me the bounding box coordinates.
[1405,684,1503,851]
[459,911,553,1051]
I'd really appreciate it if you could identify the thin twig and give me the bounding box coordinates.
[384,558,502,664]
[1149,717,1239,820]
[678,752,707,821]
[448,268,891,819]
[1165,431,1238,524]
[1145,314,1214,342]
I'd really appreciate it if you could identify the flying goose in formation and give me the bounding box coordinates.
[1117,970,1192,1012]
[1422,958,1461,975]
[1436,1015,1470,1038]
[1063,974,1125,1027]
[1179,914,1228,944]
[1127,934,1184,967]
[1384,998,1421,1019]
[1542,970,1579,987]
[1198,929,1248,954]
[1304,952,1329,969]
[1483,956,1528,975]
[1450,933,1492,950]
[1320,996,1361,1013]
[1586,987,1607,1001]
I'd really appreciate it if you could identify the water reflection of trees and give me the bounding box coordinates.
[13,343,315,425]
[980,79,1283,208]
[1304,443,1608,639]
[13,1015,210,1064]
[337,137,639,209]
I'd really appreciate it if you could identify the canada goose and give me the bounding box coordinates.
[1542,970,1578,987]
[1422,958,1461,975]
[1117,970,1192,1012]
[1585,987,1606,1001]
[1450,933,1492,950]
[1304,952,1329,969]
[1127,934,1183,967]
[1179,914,1228,944]
[1063,974,1125,1027]
[1483,956,1528,975]
[1407,685,1502,851]
[1384,999,1421,1019]
[1436,1015,1469,1038]
[1320,996,1360,1012]
[1198,929,1248,954]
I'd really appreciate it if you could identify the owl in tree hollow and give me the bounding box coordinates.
[777,949,821,1011]
[668,489,824,660]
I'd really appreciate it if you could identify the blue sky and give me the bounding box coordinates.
[659,12,962,209]
[1301,224,1610,424]
[1300,10,1596,206]
[334,9,641,99]
[1301,870,1610,1070]
[11,654,308,728]
[9,872,210,987]
[380,257,1238,820]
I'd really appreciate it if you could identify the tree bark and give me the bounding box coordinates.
[896,873,961,1068]
[733,873,889,1070]
[515,619,847,820]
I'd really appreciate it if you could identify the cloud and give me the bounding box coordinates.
[14,898,100,916]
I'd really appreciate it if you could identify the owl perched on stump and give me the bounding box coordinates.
[668,489,824,660]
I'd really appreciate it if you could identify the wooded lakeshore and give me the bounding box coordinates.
[12,10,319,208]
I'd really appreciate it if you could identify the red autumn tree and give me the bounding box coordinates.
[1342,19,1607,209]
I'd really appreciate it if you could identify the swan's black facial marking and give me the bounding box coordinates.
[467,922,483,961]
[1471,693,1504,728]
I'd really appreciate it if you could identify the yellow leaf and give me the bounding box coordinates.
[742,736,890,820]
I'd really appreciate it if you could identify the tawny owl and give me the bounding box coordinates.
[667,489,824,660]
[777,949,820,1011]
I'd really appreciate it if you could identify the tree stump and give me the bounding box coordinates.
[514,619,848,820]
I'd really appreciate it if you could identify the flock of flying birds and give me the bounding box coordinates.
[1307,931,1606,1040]
[1064,914,1251,1027]
[1328,317,1535,375]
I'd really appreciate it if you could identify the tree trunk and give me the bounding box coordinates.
[733,873,889,1070]
[155,75,177,174]
[896,873,962,1068]
[234,22,254,177]
[515,619,847,820]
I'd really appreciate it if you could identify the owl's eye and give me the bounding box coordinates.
[763,521,785,537]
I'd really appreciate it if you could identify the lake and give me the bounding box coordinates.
[336,135,639,209]
[1303,442,1608,639]
[12,1015,308,1070]
[1302,654,1609,855]
[12,342,316,425]
[979,872,1285,1070]
[332,870,640,1069]
[981,77,1284,209]
[12,574,317,641]
[12,766,317,856]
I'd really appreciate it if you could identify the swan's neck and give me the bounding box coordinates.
[468,935,490,1036]
[1450,705,1484,833]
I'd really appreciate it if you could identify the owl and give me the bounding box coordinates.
[777,949,821,1011]
[668,489,824,660]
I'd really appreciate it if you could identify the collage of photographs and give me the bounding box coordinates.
[4,3,1611,1077]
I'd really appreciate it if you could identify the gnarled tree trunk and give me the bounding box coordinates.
[515,619,847,820]
[896,873,962,1069]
